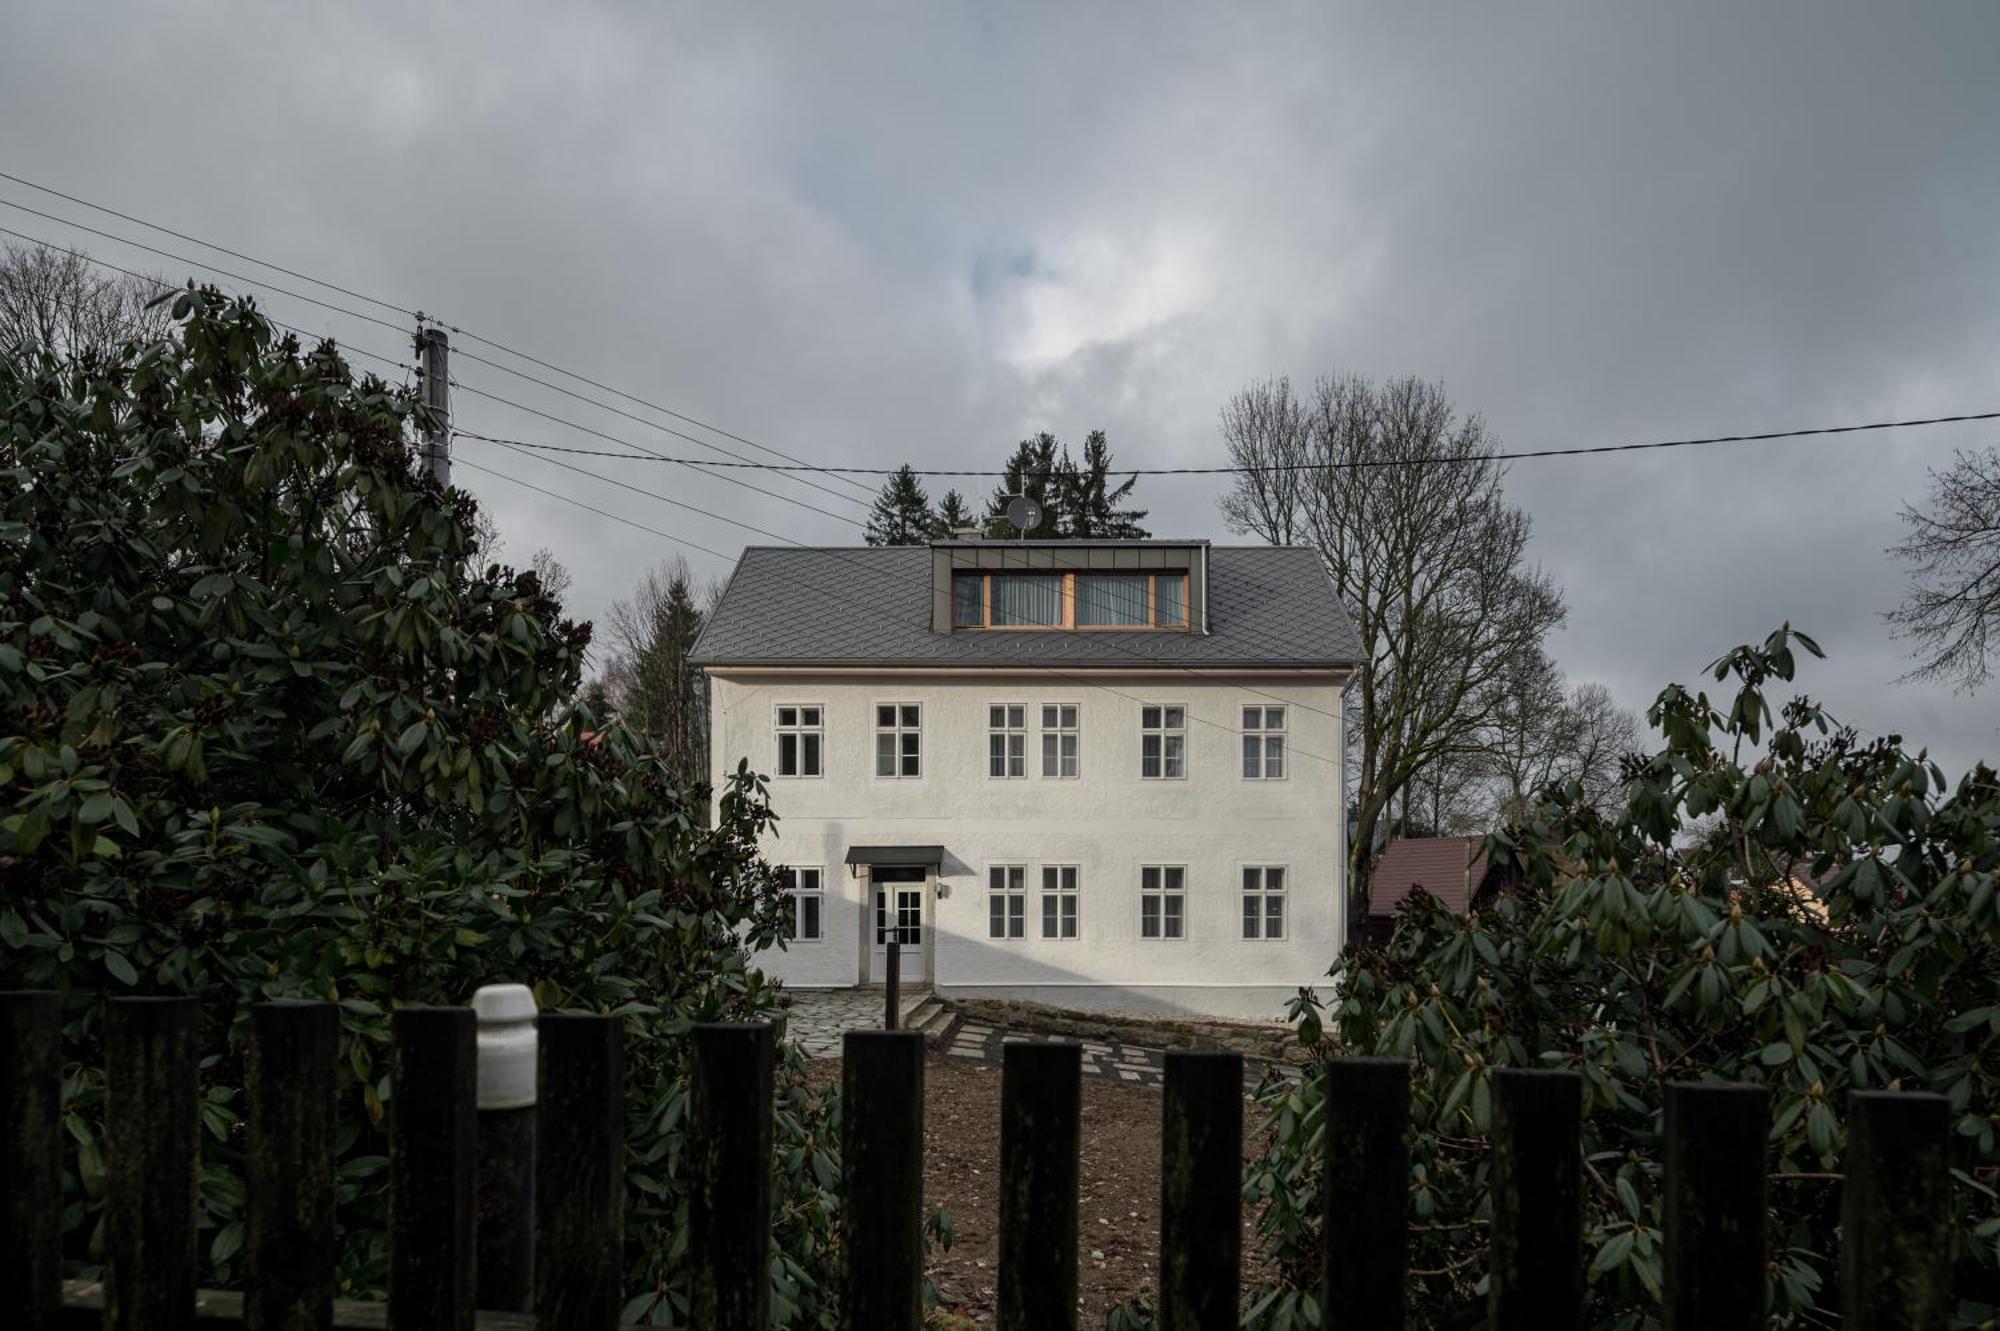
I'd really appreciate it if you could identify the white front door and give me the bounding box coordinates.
[870,882,927,985]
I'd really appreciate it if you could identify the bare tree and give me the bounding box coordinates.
[1219,372,1567,930]
[599,557,710,790]
[527,547,573,608]
[1474,654,1638,823]
[1888,445,2000,691]
[0,243,173,362]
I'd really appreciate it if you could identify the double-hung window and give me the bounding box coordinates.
[1140,705,1186,779]
[1041,865,1079,938]
[988,865,1026,938]
[1140,865,1186,939]
[989,704,1027,778]
[1041,704,1079,777]
[775,704,822,777]
[1242,706,1286,779]
[875,703,922,777]
[1242,866,1286,939]
[779,866,823,941]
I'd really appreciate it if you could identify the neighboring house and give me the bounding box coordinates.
[1363,835,1507,942]
[691,538,1362,1020]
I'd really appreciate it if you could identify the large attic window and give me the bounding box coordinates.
[952,571,1190,630]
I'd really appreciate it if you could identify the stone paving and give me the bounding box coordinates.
[784,988,1291,1090]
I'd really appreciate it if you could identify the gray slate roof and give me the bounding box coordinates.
[690,545,1361,669]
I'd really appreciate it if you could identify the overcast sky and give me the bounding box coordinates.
[5,2,1996,773]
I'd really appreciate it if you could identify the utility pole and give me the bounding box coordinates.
[417,325,451,487]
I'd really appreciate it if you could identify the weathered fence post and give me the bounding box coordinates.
[390,1005,477,1331]
[1322,1057,1411,1331]
[843,1030,926,1331]
[246,1001,339,1331]
[536,1013,625,1331]
[1,991,61,1331]
[1488,1068,1582,1331]
[886,938,901,1030]
[1842,1090,1952,1331]
[105,995,200,1331]
[999,1041,1082,1331]
[472,983,538,1313]
[1663,1082,1767,1331]
[689,1022,776,1331]
[1159,1050,1242,1331]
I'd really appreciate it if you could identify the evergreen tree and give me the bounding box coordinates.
[863,463,935,545]
[601,558,710,790]
[986,433,1065,537]
[930,487,977,537]
[1060,429,1149,537]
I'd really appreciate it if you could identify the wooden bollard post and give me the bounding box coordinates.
[1842,1090,1952,1331]
[105,996,200,1331]
[843,1030,925,1331]
[536,1014,624,1331]
[885,938,901,1030]
[246,1002,339,1331]
[1322,1057,1411,1331]
[1160,1050,1242,1331]
[389,1006,477,1331]
[1663,1082,1767,1331]
[1,991,62,1331]
[472,984,538,1313]
[689,1023,776,1331]
[1488,1068,1582,1331]
[999,1041,1082,1331]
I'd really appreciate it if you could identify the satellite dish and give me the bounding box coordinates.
[1004,495,1045,536]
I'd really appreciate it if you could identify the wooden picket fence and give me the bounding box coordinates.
[0,992,1957,1331]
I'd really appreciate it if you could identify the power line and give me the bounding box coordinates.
[0,168,881,503]
[458,411,2000,478]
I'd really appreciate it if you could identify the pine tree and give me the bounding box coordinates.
[864,464,935,545]
[986,433,1065,537]
[601,559,710,789]
[930,488,977,537]
[1060,430,1149,538]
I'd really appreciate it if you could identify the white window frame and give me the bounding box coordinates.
[873,701,923,779]
[1241,705,1287,781]
[1139,864,1187,940]
[988,702,1028,779]
[1140,704,1187,780]
[1040,864,1079,939]
[773,702,824,779]
[778,865,824,942]
[1040,702,1080,779]
[988,864,1027,939]
[1241,864,1287,940]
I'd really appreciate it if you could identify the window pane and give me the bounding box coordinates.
[1141,897,1160,937]
[801,707,820,725]
[990,896,1006,938]
[1061,899,1077,937]
[902,732,921,756]
[990,705,1006,728]
[1266,736,1284,778]
[1043,866,1058,891]
[801,868,820,891]
[1243,866,1260,891]
[1242,735,1258,778]
[1075,574,1148,626]
[1041,704,1058,728]
[1142,866,1159,892]
[954,576,984,626]
[1164,897,1184,937]
[1266,897,1284,937]
[875,733,894,776]
[1142,735,1160,778]
[779,733,798,775]
[778,706,798,727]
[1009,866,1025,891]
[1062,866,1076,891]
[1156,575,1186,625]
[990,575,1063,626]
[1267,866,1285,892]
[1163,735,1184,777]
[1060,705,1077,727]
[1008,705,1024,727]
[877,705,896,727]
[1141,705,1160,728]
[900,705,920,728]
[990,867,1005,890]
[1265,707,1285,729]
[1042,895,1058,936]
[1042,733,1058,776]
[990,734,1006,777]
[802,895,821,940]
[1165,867,1185,891]
[1164,706,1184,728]
[1242,897,1260,939]
[803,733,821,775]
[1061,735,1078,777]
[1242,706,1260,731]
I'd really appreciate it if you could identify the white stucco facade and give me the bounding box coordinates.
[709,669,1348,1021]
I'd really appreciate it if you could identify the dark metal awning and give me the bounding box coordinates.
[844,845,946,869]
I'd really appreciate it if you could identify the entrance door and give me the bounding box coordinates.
[870,872,927,985]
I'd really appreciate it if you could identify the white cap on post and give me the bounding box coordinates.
[471,982,538,1110]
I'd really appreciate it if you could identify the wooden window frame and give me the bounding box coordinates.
[951,571,1190,631]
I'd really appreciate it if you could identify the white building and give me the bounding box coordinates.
[692,539,1360,1020]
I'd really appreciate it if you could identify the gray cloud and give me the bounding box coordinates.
[4,0,1994,772]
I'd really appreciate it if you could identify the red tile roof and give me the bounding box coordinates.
[1368,836,1488,916]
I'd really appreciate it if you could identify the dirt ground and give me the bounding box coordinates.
[805,1050,1272,1326]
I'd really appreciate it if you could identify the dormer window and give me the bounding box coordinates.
[951,571,1190,630]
